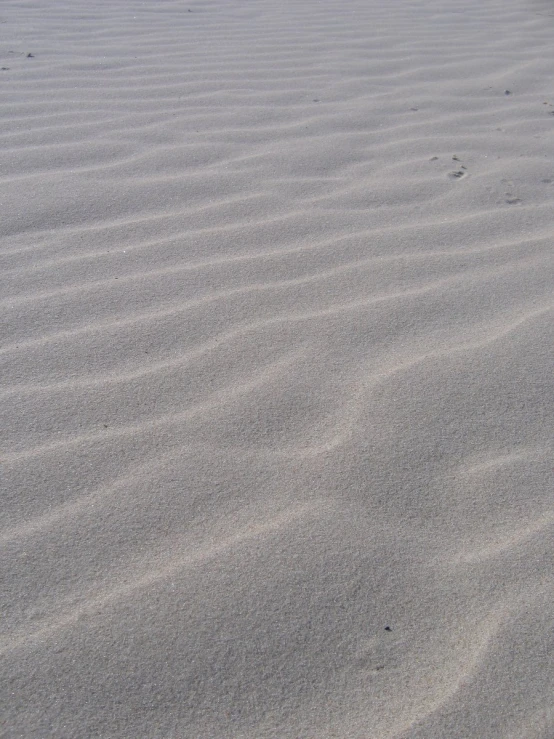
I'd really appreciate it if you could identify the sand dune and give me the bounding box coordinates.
[2,0,554,736]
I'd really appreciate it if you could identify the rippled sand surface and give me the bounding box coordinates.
[2,0,554,736]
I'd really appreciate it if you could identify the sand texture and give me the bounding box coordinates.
[2,0,554,736]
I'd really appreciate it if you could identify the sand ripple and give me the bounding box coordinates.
[2,0,554,736]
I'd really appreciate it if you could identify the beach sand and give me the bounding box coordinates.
[2,0,554,736]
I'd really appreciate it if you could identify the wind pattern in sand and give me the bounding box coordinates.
[2,0,554,736]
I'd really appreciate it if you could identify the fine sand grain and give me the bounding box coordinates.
[2,0,554,736]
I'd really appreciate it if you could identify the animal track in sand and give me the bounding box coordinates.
[448,154,467,179]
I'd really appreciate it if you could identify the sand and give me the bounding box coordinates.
[2,0,554,736]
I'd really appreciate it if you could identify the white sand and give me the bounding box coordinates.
[2,0,554,736]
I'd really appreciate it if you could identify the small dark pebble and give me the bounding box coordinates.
[1,67,9,71]
[410,107,418,111]
[452,155,460,161]
[504,90,511,95]
[313,98,319,102]
[27,53,34,58]
[430,156,439,161]
[384,626,392,632]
